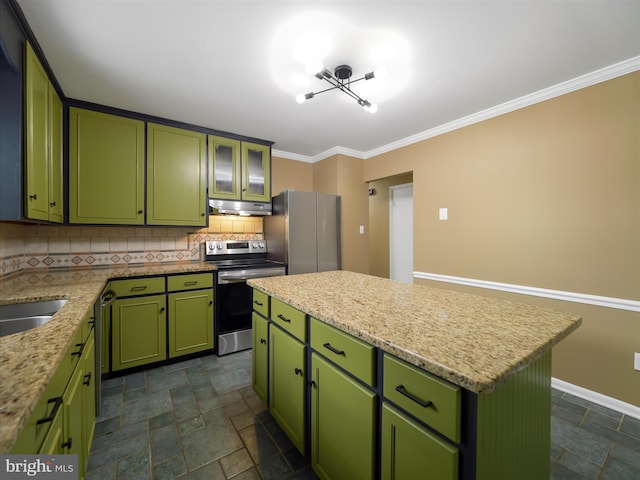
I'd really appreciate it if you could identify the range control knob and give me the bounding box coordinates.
[216,242,223,250]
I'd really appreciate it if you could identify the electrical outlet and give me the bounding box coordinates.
[635,353,640,372]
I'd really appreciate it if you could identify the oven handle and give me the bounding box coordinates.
[218,269,286,284]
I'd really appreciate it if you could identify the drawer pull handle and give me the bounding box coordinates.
[36,397,63,425]
[294,368,303,376]
[254,300,264,306]
[62,437,73,450]
[131,285,147,291]
[29,194,37,200]
[83,372,92,386]
[260,338,267,344]
[184,281,198,286]
[323,342,345,356]
[277,314,291,323]
[395,385,433,408]
[71,342,85,358]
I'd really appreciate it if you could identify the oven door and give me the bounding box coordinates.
[216,267,285,355]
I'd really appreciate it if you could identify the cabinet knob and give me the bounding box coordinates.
[159,307,165,313]
[260,338,266,344]
[29,194,37,200]
[294,367,303,376]
[50,201,56,207]
[201,213,205,217]
[137,210,143,214]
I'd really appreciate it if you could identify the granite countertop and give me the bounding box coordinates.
[0,263,217,453]
[248,270,581,395]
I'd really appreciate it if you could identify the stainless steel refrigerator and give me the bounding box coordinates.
[264,190,341,274]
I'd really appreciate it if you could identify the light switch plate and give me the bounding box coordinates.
[439,208,448,220]
[634,352,640,371]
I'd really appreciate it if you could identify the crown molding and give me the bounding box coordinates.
[273,145,367,163]
[275,56,640,163]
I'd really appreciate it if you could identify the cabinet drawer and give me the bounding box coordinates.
[167,273,213,292]
[310,317,376,387]
[383,354,461,443]
[111,277,165,297]
[271,298,306,341]
[252,289,269,317]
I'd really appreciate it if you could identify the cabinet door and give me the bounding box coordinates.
[168,289,214,358]
[147,123,207,226]
[381,403,458,480]
[208,135,241,200]
[311,353,377,480]
[24,41,49,221]
[82,331,96,468]
[63,363,85,471]
[241,142,271,202]
[69,108,145,224]
[252,312,269,404]
[112,295,167,371]
[269,325,306,454]
[39,406,63,454]
[48,83,63,223]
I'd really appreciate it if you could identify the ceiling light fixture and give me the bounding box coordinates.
[296,64,380,114]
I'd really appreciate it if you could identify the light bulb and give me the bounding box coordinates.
[374,66,388,80]
[364,103,378,114]
[305,60,324,76]
[296,93,306,104]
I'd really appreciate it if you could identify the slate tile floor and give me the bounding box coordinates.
[87,351,640,480]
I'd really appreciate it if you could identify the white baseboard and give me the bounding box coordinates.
[552,378,640,420]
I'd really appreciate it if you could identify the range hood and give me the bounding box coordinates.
[208,199,272,216]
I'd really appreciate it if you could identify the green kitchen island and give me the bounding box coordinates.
[248,270,581,480]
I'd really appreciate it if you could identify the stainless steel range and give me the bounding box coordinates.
[205,240,285,355]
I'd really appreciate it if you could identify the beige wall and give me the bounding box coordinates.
[368,173,414,278]
[365,71,640,405]
[271,155,314,195]
[270,154,369,274]
[313,155,369,274]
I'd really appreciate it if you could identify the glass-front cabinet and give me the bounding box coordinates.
[241,142,271,202]
[208,136,271,203]
[209,136,241,199]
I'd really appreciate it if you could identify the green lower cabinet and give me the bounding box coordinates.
[252,312,269,405]
[311,353,377,480]
[63,361,86,475]
[39,405,63,454]
[168,289,214,358]
[112,295,167,371]
[381,403,458,480]
[269,324,306,454]
[82,331,96,470]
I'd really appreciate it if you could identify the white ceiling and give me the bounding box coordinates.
[16,0,640,160]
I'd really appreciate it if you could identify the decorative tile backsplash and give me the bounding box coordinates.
[0,216,264,279]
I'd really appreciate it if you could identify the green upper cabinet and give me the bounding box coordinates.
[148,123,207,226]
[208,136,241,200]
[208,136,271,203]
[48,84,63,223]
[241,142,271,202]
[24,41,63,223]
[68,108,145,224]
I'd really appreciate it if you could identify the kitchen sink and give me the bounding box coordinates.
[0,299,68,337]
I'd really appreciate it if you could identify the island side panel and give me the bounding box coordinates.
[475,350,551,480]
